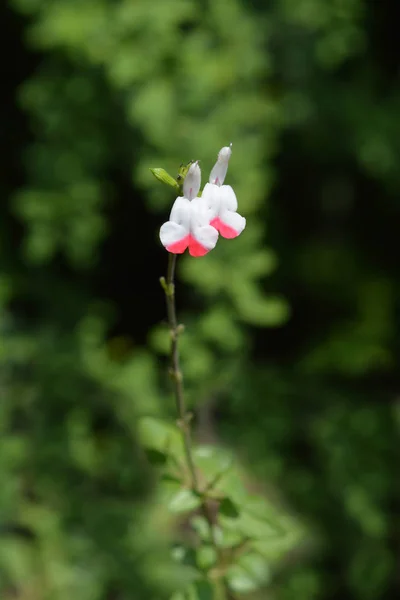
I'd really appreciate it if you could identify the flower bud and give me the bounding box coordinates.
[149,168,179,191]
[183,160,201,200]
[209,143,232,186]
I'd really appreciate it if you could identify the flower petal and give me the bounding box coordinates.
[212,211,246,239]
[167,236,190,253]
[160,221,190,253]
[169,196,191,226]
[191,224,219,253]
[188,236,210,257]
[200,183,220,217]
[219,185,238,212]
[191,192,217,224]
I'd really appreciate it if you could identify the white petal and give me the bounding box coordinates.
[191,192,216,225]
[192,224,219,251]
[209,144,232,186]
[219,185,238,211]
[183,161,201,200]
[218,210,246,238]
[200,183,220,216]
[169,196,191,227]
[160,221,189,246]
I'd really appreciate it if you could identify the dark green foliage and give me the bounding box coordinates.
[1,0,398,598]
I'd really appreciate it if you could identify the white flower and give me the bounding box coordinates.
[202,144,246,239]
[159,162,218,257]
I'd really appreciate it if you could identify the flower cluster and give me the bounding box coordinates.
[160,145,246,257]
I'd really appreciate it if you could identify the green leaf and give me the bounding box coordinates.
[144,448,168,466]
[226,552,270,593]
[171,545,187,563]
[219,497,240,519]
[171,580,215,600]
[242,495,286,535]
[236,511,280,540]
[251,531,299,561]
[171,545,197,568]
[169,489,202,514]
[192,580,215,600]
[218,526,244,549]
[137,416,184,460]
[160,477,184,505]
[219,494,284,541]
[196,545,217,571]
[150,167,179,190]
[193,445,246,502]
[191,515,211,541]
[190,516,227,548]
[194,445,233,474]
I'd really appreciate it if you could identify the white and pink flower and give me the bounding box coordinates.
[202,144,246,239]
[159,145,246,257]
[159,162,218,257]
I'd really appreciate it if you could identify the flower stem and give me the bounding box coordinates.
[161,253,233,599]
[163,253,198,488]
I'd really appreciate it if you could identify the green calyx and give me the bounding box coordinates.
[150,160,196,193]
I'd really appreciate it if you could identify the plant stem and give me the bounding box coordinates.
[163,253,198,488]
[162,253,233,599]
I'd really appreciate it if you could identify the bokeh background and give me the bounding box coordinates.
[1,0,398,598]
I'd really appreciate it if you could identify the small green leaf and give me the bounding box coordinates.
[196,545,217,571]
[226,567,259,593]
[137,416,184,460]
[191,516,210,541]
[243,495,277,519]
[144,448,167,466]
[218,526,243,549]
[193,445,246,501]
[160,477,185,507]
[219,493,284,542]
[219,497,240,519]
[170,580,215,600]
[150,168,180,190]
[251,536,293,560]
[242,495,286,536]
[238,511,280,539]
[171,545,187,563]
[226,552,270,593]
[195,445,233,473]
[169,489,201,514]
[190,516,225,547]
[171,545,197,568]
[191,580,215,600]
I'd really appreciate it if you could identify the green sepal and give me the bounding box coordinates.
[150,168,180,191]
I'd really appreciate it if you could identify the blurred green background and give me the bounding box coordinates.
[0,0,398,598]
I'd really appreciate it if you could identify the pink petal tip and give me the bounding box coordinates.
[188,235,210,257]
[210,217,239,239]
[166,235,190,254]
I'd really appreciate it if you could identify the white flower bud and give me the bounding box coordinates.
[209,143,232,186]
[183,161,201,200]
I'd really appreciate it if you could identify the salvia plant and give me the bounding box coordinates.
[142,146,301,599]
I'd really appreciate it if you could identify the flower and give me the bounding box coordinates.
[202,144,246,239]
[159,162,218,257]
